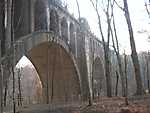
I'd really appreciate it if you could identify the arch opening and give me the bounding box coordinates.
[4,56,43,108]
[92,57,105,98]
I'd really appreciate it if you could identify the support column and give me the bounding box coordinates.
[75,31,77,58]
[5,0,12,49]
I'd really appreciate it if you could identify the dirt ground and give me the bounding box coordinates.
[77,97,150,113]
[7,96,150,113]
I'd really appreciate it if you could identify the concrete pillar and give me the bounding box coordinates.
[30,0,35,32]
[5,0,12,49]
[75,30,77,58]
[67,21,70,45]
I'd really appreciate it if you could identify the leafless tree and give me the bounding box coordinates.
[3,78,8,107]
[115,71,119,96]
[124,51,129,105]
[144,1,150,18]
[91,41,96,99]
[109,0,127,97]
[144,51,150,92]
[90,0,112,97]
[17,67,22,106]
[114,0,144,95]
[75,0,81,21]
[0,40,3,113]
[123,0,143,95]
[75,0,93,105]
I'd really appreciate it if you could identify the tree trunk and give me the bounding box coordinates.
[110,3,126,97]
[115,71,119,96]
[0,41,3,113]
[89,0,112,97]
[118,55,126,97]
[146,58,150,92]
[12,65,16,113]
[104,48,112,97]
[124,52,129,105]
[3,79,8,107]
[111,26,126,97]
[17,68,22,106]
[75,0,81,21]
[123,0,143,95]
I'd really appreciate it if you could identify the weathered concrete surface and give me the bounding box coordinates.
[28,42,81,103]
[0,0,105,105]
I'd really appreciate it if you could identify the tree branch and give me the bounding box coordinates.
[114,0,124,11]
[145,2,150,18]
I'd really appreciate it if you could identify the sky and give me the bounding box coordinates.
[17,0,150,67]
[66,0,150,54]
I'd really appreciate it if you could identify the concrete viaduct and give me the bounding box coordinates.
[0,0,106,104]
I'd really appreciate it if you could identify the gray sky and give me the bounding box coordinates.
[17,0,150,67]
[67,0,150,54]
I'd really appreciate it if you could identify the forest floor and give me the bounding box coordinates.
[4,96,150,113]
[77,96,150,113]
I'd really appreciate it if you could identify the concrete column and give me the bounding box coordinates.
[75,31,77,58]
[59,18,61,37]
[5,0,12,49]
[30,0,35,32]
[67,21,70,45]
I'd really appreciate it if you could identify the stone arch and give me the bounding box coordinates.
[61,17,68,43]
[11,32,82,104]
[50,10,59,34]
[27,42,81,103]
[34,0,47,31]
[69,23,75,54]
[93,57,105,97]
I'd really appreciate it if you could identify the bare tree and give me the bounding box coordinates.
[90,0,112,97]
[124,51,129,105]
[144,51,150,92]
[3,78,8,107]
[109,0,127,97]
[12,0,16,112]
[91,41,96,100]
[0,40,3,113]
[123,0,143,95]
[75,0,93,105]
[145,1,150,18]
[17,67,22,106]
[75,0,81,21]
[115,71,119,96]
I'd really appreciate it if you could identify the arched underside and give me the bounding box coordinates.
[27,42,81,103]
[93,57,105,97]
[2,32,82,104]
